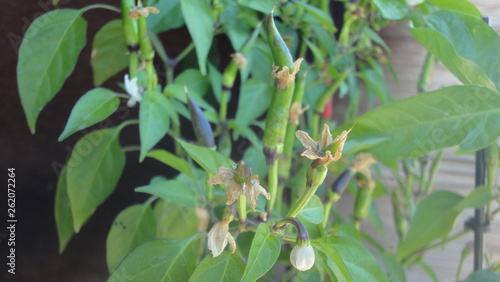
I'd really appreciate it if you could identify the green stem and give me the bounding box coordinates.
[237,195,247,227]
[122,145,141,152]
[417,52,435,92]
[82,4,120,13]
[267,162,279,214]
[287,182,318,218]
[403,229,470,265]
[129,52,138,78]
[425,150,443,193]
[218,89,230,124]
[176,42,195,63]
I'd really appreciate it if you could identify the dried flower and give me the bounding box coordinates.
[124,74,141,107]
[207,163,270,211]
[295,124,352,167]
[290,244,315,271]
[230,52,247,68]
[128,7,160,20]
[207,219,236,257]
[289,102,309,125]
[272,58,303,90]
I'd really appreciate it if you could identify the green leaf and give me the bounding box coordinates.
[427,0,482,17]
[17,9,87,133]
[59,88,120,141]
[292,0,336,32]
[54,167,73,253]
[147,149,194,179]
[240,224,281,282]
[397,188,492,260]
[135,180,200,207]
[464,269,500,282]
[147,0,184,33]
[372,0,408,20]
[336,85,500,160]
[238,0,277,15]
[91,19,128,86]
[235,78,272,127]
[312,236,387,282]
[180,0,214,75]
[139,91,171,162]
[411,11,500,90]
[379,252,406,282]
[106,203,157,273]
[67,127,125,232]
[108,234,202,281]
[177,139,233,174]
[298,195,324,224]
[189,253,246,282]
[154,200,199,239]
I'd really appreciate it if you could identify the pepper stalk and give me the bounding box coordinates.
[263,6,303,214]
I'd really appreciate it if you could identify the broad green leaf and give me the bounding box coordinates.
[372,0,408,20]
[397,188,492,260]
[456,185,493,209]
[428,0,482,17]
[177,139,233,174]
[292,0,336,32]
[109,234,202,281]
[298,195,324,224]
[67,127,125,232]
[208,63,222,101]
[235,78,272,126]
[139,91,171,162]
[54,167,73,253]
[180,0,214,75]
[175,69,211,98]
[411,11,500,90]
[147,0,184,33]
[464,269,500,282]
[147,149,194,179]
[59,88,120,141]
[189,253,246,282]
[154,200,199,238]
[238,0,277,15]
[136,180,200,207]
[91,19,128,86]
[336,85,500,160]
[240,224,281,282]
[18,9,87,133]
[312,236,387,282]
[106,203,157,273]
[379,252,406,282]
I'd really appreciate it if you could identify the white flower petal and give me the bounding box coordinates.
[290,244,315,271]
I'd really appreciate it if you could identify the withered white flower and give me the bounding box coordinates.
[231,52,247,68]
[272,58,303,90]
[207,219,236,257]
[295,123,352,167]
[290,244,315,271]
[124,74,141,107]
[289,102,309,125]
[128,7,160,20]
[207,165,270,211]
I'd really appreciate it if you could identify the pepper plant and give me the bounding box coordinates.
[17,0,500,281]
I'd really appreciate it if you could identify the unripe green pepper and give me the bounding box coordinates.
[121,0,139,51]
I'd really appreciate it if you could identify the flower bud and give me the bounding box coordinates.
[290,244,315,271]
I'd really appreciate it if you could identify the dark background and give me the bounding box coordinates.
[0,1,188,280]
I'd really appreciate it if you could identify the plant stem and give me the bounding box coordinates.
[82,4,120,13]
[237,195,247,227]
[267,162,279,214]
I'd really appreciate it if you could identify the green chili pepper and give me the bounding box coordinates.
[121,0,139,50]
[264,7,302,213]
[137,16,157,90]
[186,91,215,148]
